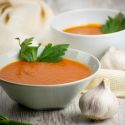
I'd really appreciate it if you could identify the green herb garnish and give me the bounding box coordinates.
[37,43,69,62]
[17,37,41,62]
[17,37,69,62]
[0,114,32,125]
[101,12,125,33]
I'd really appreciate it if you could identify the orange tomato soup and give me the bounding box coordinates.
[64,23,103,35]
[0,59,92,85]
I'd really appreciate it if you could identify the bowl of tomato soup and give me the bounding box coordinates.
[51,9,125,58]
[0,49,100,109]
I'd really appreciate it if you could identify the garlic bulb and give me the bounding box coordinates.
[79,79,119,120]
[0,0,53,41]
[100,47,125,70]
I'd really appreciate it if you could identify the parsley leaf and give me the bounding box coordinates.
[101,12,125,33]
[17,37,40,62]
[0,114,32,125]
[18,37,69,63]
[38,43,69,62]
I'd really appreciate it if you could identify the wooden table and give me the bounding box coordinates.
[0,0,125,125]
[0,86,125,125]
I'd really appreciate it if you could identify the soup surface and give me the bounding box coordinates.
[0,59,92,85]
[64,23,103,35]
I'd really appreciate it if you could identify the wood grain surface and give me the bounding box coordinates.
[0,0,125,125]
[0,86,125,125]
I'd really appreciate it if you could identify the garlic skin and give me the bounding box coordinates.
[79,79,119,120]
[100,47,125,70]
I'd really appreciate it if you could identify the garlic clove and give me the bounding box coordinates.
[79,79,119,120]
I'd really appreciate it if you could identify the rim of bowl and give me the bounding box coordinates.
[51,8,125,38]
[0,48,101,87]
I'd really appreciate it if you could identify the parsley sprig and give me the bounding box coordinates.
[0,114,32,125]
[101,12,125,33]
[17,37,69,62]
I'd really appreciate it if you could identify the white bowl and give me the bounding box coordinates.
[51,9,125,58]
[0,49,100,110]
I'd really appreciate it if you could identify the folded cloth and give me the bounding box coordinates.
[83,69,125,98]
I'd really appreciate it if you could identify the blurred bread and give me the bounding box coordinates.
[0,0,54,54]
[0,20,19,54]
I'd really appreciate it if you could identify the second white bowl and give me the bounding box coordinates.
[51,9,125,58]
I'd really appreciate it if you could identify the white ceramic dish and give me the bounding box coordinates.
[51,9,125,58]
[0,49,100,110]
